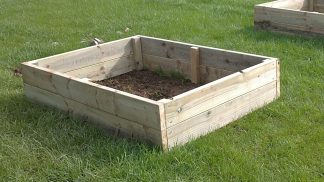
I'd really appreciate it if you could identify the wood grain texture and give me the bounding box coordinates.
[22,35,280,150]
[167,81,277,148]
[190,47,200,84]
[143,54,236,83]
[276,59,281,98]
[65,55,135,81]
[163,59,277,128]
[132,36,144,70]
[255,0,324,35]
[24,84,163,146]
[310,0,314,11]
[21,62,163,131]
[36,37,133,72]
[141,36,267,72]
[255,0,308,10]
[315,0,324,12]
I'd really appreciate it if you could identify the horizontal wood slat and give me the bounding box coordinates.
[24,84,163,145]
[22,62,164,131]
[141,36,266,72]
[168,81,277,148]
[143,54,237,83]
[36,37,133,72]
[65,55,135,81]
[163,59,277,128]
[255,0,324,35]
[21,35,279,150]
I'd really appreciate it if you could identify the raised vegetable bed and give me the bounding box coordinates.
[255,0,324,35]
[22,35,280,150]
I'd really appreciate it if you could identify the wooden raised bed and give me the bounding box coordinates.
[21,35,280,150]
[255,0,324,35]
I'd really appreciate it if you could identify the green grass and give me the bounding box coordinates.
[0,0,323,181]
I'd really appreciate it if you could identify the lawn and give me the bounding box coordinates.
[0,0,323,181]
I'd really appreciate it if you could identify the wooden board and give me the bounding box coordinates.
[254,0,308,10]
[22,35,280,150]
[190,47,200,84]
[143,54,234,83]
[255,0,324,35]
[36,37,133,72]
[141,36,267,72]
[167,81,277,148]
[132,36,144,70]
[24,83,164,146]
[65,55,135,81]
[163,59,277,128]
[21,62,164,131]
[315,0,324,12]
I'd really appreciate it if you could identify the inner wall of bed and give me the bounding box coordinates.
[33,37,265,83]
[34,37,136,81]
[140,37,264,84]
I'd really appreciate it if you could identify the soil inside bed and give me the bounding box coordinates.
[94,70,200,101]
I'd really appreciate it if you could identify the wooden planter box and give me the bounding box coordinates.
[22,36,280,150]
[255,0,324,35]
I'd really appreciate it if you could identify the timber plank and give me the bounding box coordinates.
[315,0,324,12]
[190,47,200,84]
[24,84,163,145]
[65,55,135,80]
[22,35,280,150]
[167,81,277,148]
[132,36,144,70]
[141,36,267,72]
[21,62,163,130]
[36,37,133,72]
[255,0,324,35]
[163,59,277,128]
[143,54,235,83]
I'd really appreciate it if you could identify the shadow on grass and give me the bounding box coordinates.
[1,91,161,162]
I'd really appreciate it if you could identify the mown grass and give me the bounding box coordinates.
[0,0,323,181]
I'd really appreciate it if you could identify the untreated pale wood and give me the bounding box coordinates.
[65,55,136,80]
[163,59,277,128]
[167,81,277,148]
[22,35,280,150]
[36,37,133,72]
[21,62,164,131]
[132,36,144,70]
[143,54,234,83]
[24,83,163,145]
[314,0,324,12]
[310,0,314,11]
[255,0,308,10]
[276,59,281,98]
[255,0,324,35]
[190,47,200,84]
[141,36,267,72]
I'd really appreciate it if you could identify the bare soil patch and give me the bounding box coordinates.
[94,70,200,101]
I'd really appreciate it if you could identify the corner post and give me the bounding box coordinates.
[132,36,144,70]
[190,47,200,84]
[309,0,314,11]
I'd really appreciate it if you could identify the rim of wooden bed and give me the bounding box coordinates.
[256,0,324,14]
[22,35,277,106]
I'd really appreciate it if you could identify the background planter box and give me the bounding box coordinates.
[22,36,280,150]
[255,0,324,35]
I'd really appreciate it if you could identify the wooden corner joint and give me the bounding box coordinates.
[132,37,143,70]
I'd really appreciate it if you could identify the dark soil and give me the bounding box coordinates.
[94,70,200,101]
